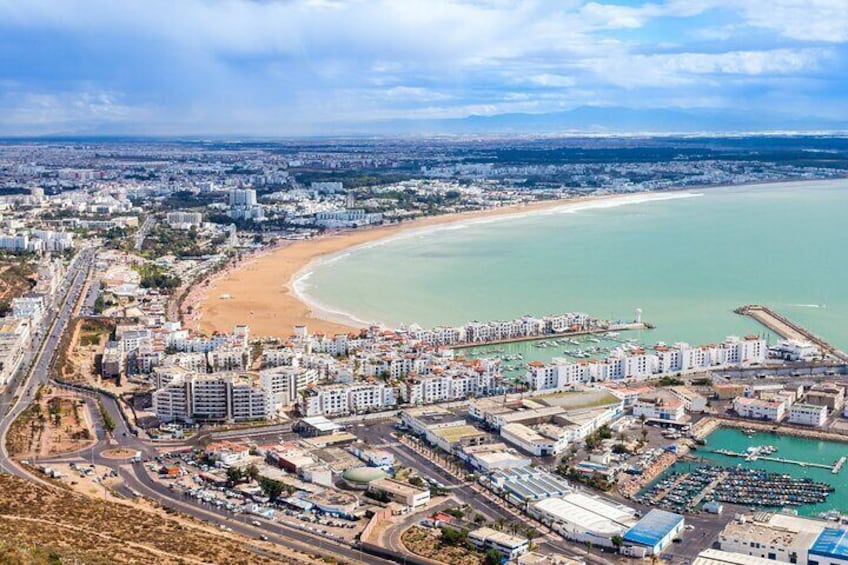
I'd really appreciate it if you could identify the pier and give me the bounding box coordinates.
[455,321,651,349]
[710,448,843,472]
[735,304,848,363]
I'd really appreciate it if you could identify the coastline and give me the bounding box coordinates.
[186,189,702,339]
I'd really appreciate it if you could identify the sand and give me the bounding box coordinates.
[185,192,692,339]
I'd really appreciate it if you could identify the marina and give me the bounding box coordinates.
[641,428,848,517]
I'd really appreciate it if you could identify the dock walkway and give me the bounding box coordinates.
[735,304,848,363]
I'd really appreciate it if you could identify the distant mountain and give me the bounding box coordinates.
[343,106,848,136]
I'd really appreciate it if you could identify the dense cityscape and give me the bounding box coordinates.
[0,135,847,565]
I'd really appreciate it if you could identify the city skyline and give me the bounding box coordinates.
[1,0,847,136]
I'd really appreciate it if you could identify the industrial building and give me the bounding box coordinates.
[460,443,531,472]
[788,404,828,427]
[488,466,572,504]
[694,549,784,565]
[529,492,638,548]
[621,509,685,556]
[717,513,831,565]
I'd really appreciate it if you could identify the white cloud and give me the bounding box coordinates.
[0,0,843,133]
[738,0,848,42]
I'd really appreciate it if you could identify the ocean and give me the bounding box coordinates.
[298,179,848,350]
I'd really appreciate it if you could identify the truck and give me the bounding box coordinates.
[131,451,142,463]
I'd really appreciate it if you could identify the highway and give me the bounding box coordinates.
[0,247,95,478]
[0,245,616,563]
[134,216,155,251]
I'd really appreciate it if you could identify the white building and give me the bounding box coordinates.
[166,211,203,230]
[259,366,319,409]
[0,318,29,387]
[788,403,828,427]
[11,296,45,327]
[298,383,397,417]
[530,493,638,549]
[467,527,529,560]
[153,373,271,424]
[632,391,686,423]
[733,397,786,422]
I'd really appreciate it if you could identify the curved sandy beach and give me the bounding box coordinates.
[186,191,700,339]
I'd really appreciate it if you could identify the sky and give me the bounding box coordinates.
[0,0,846,136]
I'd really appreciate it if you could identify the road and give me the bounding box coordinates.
[354,419,613,564]
[0,246,709,564]
[134,216,155,251]
[0,247,95,478]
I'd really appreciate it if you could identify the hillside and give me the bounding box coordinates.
[0,473,322,564]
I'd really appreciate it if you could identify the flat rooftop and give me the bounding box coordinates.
[430,424,486,443]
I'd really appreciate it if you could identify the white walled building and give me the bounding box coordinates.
[788,403,828,427]
[733,397,786,422]
[259,366,319,409]
[153,373,271,424]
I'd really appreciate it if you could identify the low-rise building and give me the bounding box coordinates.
[733,397,786,422]
[530,492,638,549]
[717,513,826,564]
[621,509,685,557]
[467,527,529,560]
[788,403,828,427]
[632,390,686,423]
[805,383,845,413]
[367,478,430,508]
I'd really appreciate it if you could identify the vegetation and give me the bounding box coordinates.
[483,548,502,565]
[97,399,115,433]
[400,526,482,565]
[558,464,615,492]
[141,224,206,259]
[258,476,289,501]
[584,425,611,450]
[657,375,685,386]
[136,263,181,292]
[440,526,468,547]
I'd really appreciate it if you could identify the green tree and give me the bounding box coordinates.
[226,466,245,486]
[611,535,623,548]
[258,476,286,501]
[440,527,467,547]
[483,548,503,565]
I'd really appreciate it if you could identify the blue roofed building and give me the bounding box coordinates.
[809,528,848,565]
[622,509,685,556]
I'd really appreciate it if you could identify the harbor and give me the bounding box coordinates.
[639,427,848,517]
[735,304,848,362]
[636,465,835,514]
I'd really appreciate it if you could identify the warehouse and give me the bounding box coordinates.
[808,527,848,565]
[693,549,781,565]
[488,466,572,503]
[621,509,685,556]
[530,492,638,548]
[461,443,531,472]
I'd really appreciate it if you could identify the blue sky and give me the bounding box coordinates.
[0,0,846,135]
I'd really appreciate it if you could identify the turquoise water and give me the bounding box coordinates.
[302,179,848,350]
[688,428,848,516]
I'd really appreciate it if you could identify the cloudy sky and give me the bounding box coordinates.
[0,0,846,135]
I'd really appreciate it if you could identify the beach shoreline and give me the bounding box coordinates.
[185,177,847,340]
[185,189,704,339]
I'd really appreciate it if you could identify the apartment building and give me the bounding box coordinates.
[153,373,271,424]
